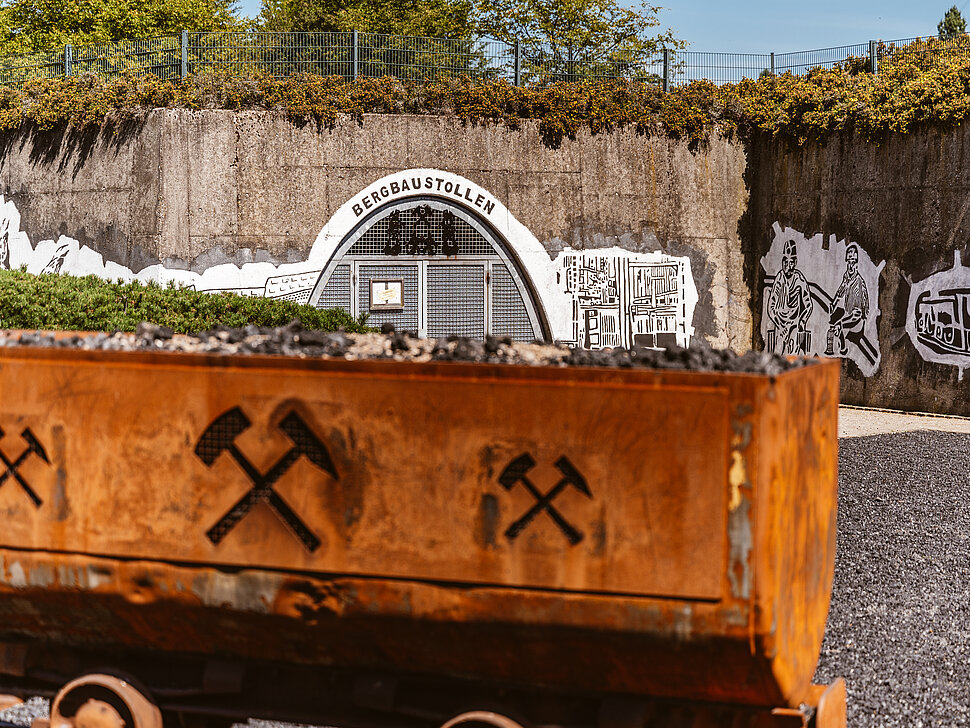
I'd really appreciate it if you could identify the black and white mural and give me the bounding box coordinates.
[761,223,885,376]
[906,250,970,380]
[0,170,698,350]
[555,250,696,349]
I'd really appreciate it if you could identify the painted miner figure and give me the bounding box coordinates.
[826,244,869,356]
[767,239,813,354]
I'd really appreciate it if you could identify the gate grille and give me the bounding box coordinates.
[317,264,351,311]
[491,264,537,341]
[349,205,495,257]
[314,198,545,341]
[427,265,485,338]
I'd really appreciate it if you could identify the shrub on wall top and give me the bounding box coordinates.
[1,35,970,147]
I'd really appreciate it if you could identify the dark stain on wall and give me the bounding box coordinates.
[664,238,718,342]
[738,132,767,345]
[0,119,148,179]
[0,118,159,273]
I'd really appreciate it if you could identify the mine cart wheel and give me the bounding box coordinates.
[46,674,162,728]
[813,678,847,728]
[440,710,530,728]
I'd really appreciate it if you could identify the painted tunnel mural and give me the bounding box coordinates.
[0,169,698,351]
[907,250,970,380]
[556,251,694,349]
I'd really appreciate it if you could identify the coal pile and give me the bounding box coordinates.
[0,321,813,375]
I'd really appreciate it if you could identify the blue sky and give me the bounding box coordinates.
[231,0,959,54]
[662,1,951,53]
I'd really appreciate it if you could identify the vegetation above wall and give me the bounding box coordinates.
[257,0,475,38]
[2,35,970,147]
[0,270,369,333]
[0,0,243,55]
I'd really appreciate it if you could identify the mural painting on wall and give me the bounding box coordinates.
[0,196,325,304]
[0,168,699,351]
[906,250,970,380]
[760,223,885,377]
[554,250,696,350]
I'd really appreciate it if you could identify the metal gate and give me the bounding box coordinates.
[312,198,545,340]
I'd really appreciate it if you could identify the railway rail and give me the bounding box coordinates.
[0,332,845,728]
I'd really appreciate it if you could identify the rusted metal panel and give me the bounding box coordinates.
[0,348,840,711]
[0,353,728,599]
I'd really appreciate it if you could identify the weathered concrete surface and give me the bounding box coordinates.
[0,111,751,350]
[744,126,970,416]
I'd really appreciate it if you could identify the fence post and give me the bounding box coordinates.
[513,40,521,86]
[181,29,188,79]
[770,52,775,74]
[869,39,878,76]
[64,44,72,77]
[662,48,670,92]
[352,29,359,80]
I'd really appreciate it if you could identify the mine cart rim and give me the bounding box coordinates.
[0,342,835,384]
[440,710,531,728]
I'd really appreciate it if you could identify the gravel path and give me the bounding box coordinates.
[815,409,970,726]
[2,405,968,727]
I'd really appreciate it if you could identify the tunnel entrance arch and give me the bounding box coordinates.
[309,196,548,341]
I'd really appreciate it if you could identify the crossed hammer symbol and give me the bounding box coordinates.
[0,427,49,508]
[499,453,592,545]
[195,407,337,553]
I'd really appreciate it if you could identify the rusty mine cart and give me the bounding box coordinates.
[0,344,846,728]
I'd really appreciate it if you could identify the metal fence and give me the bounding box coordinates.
[0,28,963,89]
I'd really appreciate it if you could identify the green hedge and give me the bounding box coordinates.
[0,270,369,333]
[4,37,970,148]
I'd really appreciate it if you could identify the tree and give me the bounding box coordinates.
[258,0,475,37]
[474,0,681,81]
[0,0,243,54]
[256,0,479,81]
[938,5,966,39]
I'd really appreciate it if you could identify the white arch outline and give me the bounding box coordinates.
[305,169,570,340]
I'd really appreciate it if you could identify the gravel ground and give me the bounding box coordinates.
[0,698,46,727]
[2,401,968,727]
[814,411,970,727]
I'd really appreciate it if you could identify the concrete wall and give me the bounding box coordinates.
[744,126,970,416]
[12,107,970,413]
[0,110,752,350]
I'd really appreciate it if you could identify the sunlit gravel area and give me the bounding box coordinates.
[815,408,970,726]
[0,698,46,727]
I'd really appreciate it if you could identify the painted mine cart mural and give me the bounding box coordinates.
[761,224,885,377]
[907,250,970,380]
